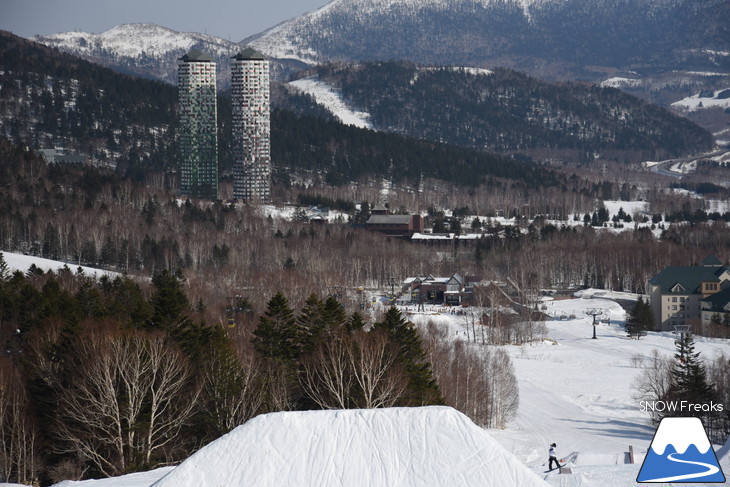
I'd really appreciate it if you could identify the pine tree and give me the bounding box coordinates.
[75,281,105,319]
[347,311,367,332]
[670,332,714,408]
[148,269,191,330]
[373,307,443,406]
[296,293,325,355]
[322,295,348,329]
[626,297,653,339]
[253,292,298,363]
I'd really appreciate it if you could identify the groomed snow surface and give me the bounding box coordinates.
[152,407,549,487]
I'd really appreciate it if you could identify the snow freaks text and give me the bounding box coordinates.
[640,401,724,413]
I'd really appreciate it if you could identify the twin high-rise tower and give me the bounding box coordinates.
[177,49,218,200]
[177,48,271,202]
[231,49,271,203]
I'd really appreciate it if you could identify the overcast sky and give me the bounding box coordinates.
[0,0,329,41]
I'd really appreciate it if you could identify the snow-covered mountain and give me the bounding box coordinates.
[31,23,309,86]
[34,24,235,62]
[247,0,730,77]
[32,24,241,87]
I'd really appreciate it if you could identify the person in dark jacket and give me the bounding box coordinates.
[548,443,562,470]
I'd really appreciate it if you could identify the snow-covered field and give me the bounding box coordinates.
[153,407,548,487]
[672,89,730,112]
[406,293,730,486]
[2,251,119,279]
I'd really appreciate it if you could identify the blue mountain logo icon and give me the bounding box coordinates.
[637,417,725,483]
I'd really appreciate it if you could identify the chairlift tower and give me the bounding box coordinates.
[586,308,603,339]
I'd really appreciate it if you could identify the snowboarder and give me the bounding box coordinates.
[548,443,562,471]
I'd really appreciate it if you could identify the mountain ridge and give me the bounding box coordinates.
[32,23,247,88]
[246,0,730,74]
[288,62,714,164]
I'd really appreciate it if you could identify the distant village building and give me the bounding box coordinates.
[398,274,482,306]
[178,49,218,200]
[38,148,87,165]
[647,256,730,331]
[365,214,424,237]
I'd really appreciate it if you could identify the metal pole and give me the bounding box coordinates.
[592,314,597,339]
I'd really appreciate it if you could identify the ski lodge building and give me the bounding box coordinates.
[647,256,730,331]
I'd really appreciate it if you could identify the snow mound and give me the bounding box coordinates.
[51,467,174,487]
[152,406,549,487]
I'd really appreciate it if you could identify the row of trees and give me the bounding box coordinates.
[632,332,730,443]
[0,260,519,484]
[6,134,730,335]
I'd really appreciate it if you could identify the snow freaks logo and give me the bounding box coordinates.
[640,400,724,413]
[637,417,725,483]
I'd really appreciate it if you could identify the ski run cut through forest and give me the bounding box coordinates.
[3,253,730,486]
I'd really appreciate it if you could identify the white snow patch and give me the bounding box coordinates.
[1,251,119,279]
[601,77,644,89]
[672,88,730,112]
[52,467,174,487]
[288,77,373,129]
[601,200,648,218]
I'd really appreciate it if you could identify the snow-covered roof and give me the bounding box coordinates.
[412,232,454,240]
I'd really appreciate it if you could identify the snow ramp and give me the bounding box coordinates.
[152,406,549,487]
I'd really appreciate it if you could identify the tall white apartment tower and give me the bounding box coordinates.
[231,48,271,202]
[178,49,218,200]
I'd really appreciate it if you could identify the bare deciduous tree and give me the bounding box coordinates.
[424,324,519,429]
[0,364,39,484]
[299,331,353,409]
[299,328,407,410]
[488,348,520,429]
[349,330,407,409]
[631,349,672,423]
[54,332,199,476]
[204,346,266,433]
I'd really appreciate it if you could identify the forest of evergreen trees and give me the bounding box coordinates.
[307,62,714,163]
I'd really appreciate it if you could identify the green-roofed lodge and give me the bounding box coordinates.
[647,256,730,331]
